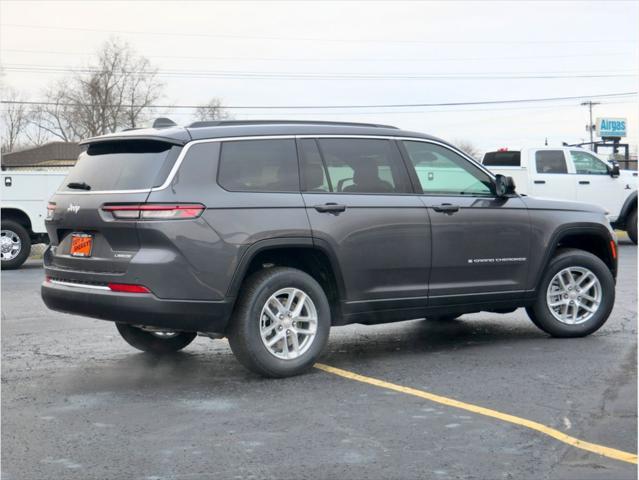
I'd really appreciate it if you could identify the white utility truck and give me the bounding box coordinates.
[482,146,637,244]
[1,171,68,269]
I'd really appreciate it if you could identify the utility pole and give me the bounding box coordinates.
[581,100,600,150]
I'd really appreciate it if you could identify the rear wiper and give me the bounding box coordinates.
[67,182,91,190]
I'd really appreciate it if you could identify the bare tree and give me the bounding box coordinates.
[453,139,481,160]
[1,88,29,152]
[30,38,163,140]
[194,98,232,122]
[29,83,85,142]
[23,119,51,146]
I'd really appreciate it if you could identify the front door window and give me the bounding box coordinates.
[403,141,493,196]
[570,151,609,175]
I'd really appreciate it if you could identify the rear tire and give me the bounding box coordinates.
[1,220,30,270]
[228,267,331,378]
[627,209,637,244]
[116,324,197,354]
[526,249,615,337]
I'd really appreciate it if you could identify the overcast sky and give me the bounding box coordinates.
[1,0,638,153]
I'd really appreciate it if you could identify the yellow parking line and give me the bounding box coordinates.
[315,363,638,465]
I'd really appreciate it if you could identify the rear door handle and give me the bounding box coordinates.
[579,180,590,185]
[314,203,346,214]
[432,203,460,213]
[534,180,546,184]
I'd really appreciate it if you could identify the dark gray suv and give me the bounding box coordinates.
[42,120,618,377]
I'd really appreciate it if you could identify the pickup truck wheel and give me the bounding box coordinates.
[228,267,331,378]
[1,220,30,270]
[115,323,197,354]
[527,249,614,337]
[627,209,637,244]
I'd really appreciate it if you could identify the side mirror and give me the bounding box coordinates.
[495,174,516,197]
[610,163,620,178]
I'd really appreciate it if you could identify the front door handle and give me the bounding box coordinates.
[432,203,460,214]
[534,180,546,184]
[314,203,346,214]
[579,180,590,185]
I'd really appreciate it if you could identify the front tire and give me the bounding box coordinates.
[228,267,331,378]
[116,324,197,354]
[627,209,637,244]
[1,220,30,270]
[526,249,615,337]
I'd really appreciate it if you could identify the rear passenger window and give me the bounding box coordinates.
[483,151,521,167]
[535,151,568,174]
[316,139,410,194]
[218,139,299,192]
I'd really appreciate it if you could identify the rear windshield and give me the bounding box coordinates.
[61,140,181,192]
[483,151,521,167]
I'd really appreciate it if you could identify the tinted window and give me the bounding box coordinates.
[403,141,493,195]
[62,140,180,191]
[316,139,410,193]
[483,151,521,167]
[218,139,299,192]
[535,151,568,174]
[299,139,330,192]
[570,150,609,175]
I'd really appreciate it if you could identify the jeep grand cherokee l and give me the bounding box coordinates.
[42,120,618,377]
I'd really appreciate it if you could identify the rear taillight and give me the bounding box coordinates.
[610,240,617,260]
[46,202,56,220]
[108,283,151,293]
[102,204,205,220]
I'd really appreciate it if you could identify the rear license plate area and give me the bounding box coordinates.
[70,233,93,257]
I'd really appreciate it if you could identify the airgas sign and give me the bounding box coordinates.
[596,117,627,138]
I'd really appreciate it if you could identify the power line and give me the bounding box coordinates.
[240,99,639,116]
[6,63,635,76]
[2,92,636,110]
[29,99,629,117]
[155,99,635,117]
[2,65,636,80]
[34,98,629,117]
[4,23,631,45]
[2,48,634,63]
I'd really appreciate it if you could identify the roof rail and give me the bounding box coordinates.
[186,119,398,129]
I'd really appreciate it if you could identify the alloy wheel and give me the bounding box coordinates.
[546,267,602,325]
[0,230,22,261]
[259,287,318,360]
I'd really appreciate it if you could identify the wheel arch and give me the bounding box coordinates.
[534,224,617,289]
[614,191,637,229]
[1,207,33,233]
[227,237,346,322]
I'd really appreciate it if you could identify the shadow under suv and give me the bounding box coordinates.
[41,120,618,377]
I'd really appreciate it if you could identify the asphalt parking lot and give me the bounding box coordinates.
[2,242,637,480]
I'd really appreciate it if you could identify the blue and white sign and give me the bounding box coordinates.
[596,117,627,138]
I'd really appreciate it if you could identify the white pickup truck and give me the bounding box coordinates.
[482,146,637,243]
[1,171,68,269]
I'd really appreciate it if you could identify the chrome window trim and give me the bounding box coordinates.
[56,134,494,195]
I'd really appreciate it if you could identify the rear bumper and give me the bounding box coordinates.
[41,281,234,334]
